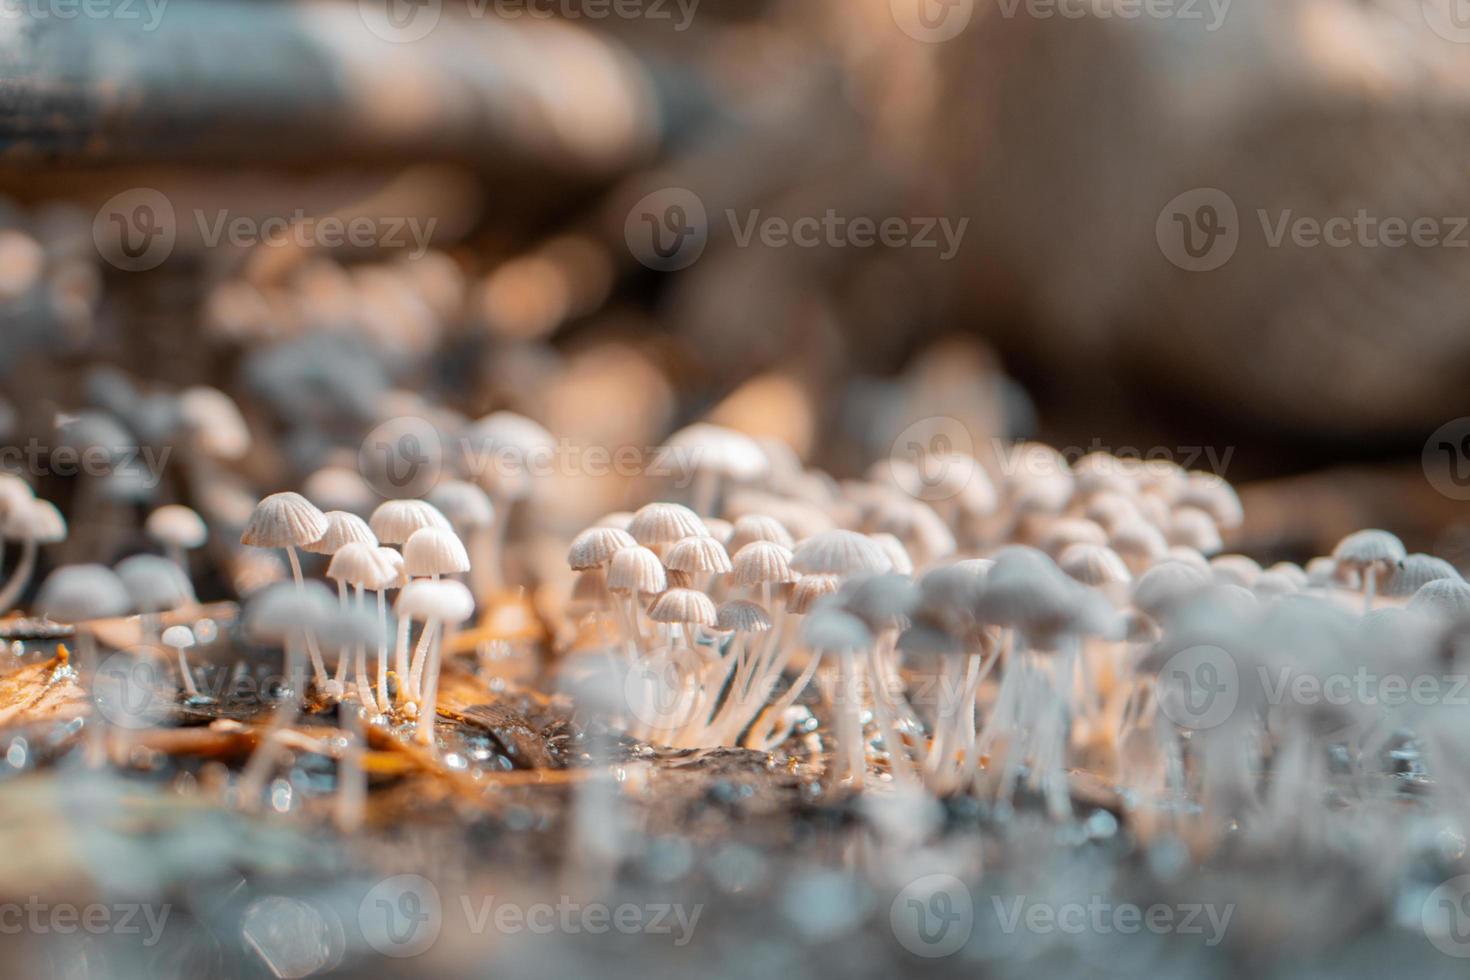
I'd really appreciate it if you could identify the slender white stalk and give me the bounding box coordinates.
[415,621,444,746]
[0,537,37,613]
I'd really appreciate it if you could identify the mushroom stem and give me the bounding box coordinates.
[333,580,351,688]
[353,584,372,706]
[1363,565,1378,613]
[393,614,412,705]
[415,620,444,746]
[173,643,203,700]
[690,468,718,517]
[0,537,37,614]
[286,546,329,689]
[375,589,391,714]
[337,694,366,831]
[469,525,494,603]
[166,543,187,576]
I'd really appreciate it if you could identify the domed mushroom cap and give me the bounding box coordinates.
[1408,578,1470,619]
[3,497,67,543]
[1082,491,1139,533]
[395,579,475,625]
[303,510,377,556]
[145,504,206,549]
[427,480,496,531]
[607,546,667,595]
[664,535,732,575]
[320,600,384,650]
[241,492,329,549]
[1133,560,1213,620]
[1332,529,1406,570]
[1386,554,1462,598]
[1209,554,1261,589]
[727,514,794,552]
[244,580,335,641]
[568,526,637,571]
[1058,543,1131,588]
[1176,472,1244,530]
[790,529,892,577]
[178,386,251,460]
[373,547,408,590]
[160,624,195,649]
[787,573,841,614]
[978,548,1106,637]
[655,423,768,480]
[1251,570,1302,600]
[731,541,797,586]
[868,533,914,576]
[368,498,452,545]
[0,473,34,520]
[841,573,919,630]
[801,605,872,652]
[647,587,717,626]
[302,465,375,515]
[403,526,471,577]
[1039,518,1109,559]
[327,542,389,588]
[918,563,986,615]
[115,554,195,613]
[628,502,707,547]
[461,412,555,501]
[1168,507,1223,557]
[1109,518,1168,565]
[36,564,132,622]
[716,599,773,633]
[703,518,733,545]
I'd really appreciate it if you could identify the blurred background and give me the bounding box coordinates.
[3,0,1470,581]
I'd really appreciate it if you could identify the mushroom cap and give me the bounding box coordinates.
[787,573,840,614]
[801,605,872,652]
[1266,562,1310,589]
[245,580,336,641]
[727,514,795,553]
[567,526,636,571]
[461,412,555,501]
[716,599,773,633]
[241,492,329,549]
[36,564,132,622]
[703,518,733,545]
[160,624,196,650]
[1331,529,1406,570]
[1209,554,1262,589]
[1039,518,1109,558]
[607,546,667,595]
[373,546,409,590]
[1168,506,1223,556]
[145,504,206,549]
[115,554,196,613]
[664,535,732,575]
[427,479,496,531]
[1408,578,1470,619]
[731,541,797,586]
[395,579,475,625]
[402,526,471,577]
[327,542,390,587]
[303,510,377,556]
[1109,518,1168,564]
[790,529,892,577]
[977,548,1104,637]
[302,465,375,515]
[868,533,914,576]
[178,386,251,460]
[1385,554,1462,598]
[656,423,768,480]
[368,498,452,545]
[628,502,707,547]
[1251,570,1302,600]
[4,497,67,543]
[1132,560,1213,620]
[1176,472,1244,530]
[1082,491,1139,532]
[841,573,919,629]
[0,473,35,520]
[1058,543,1131,587]
[646,587,717,626]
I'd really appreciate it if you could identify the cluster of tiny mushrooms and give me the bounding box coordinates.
[4,416,1470,833]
